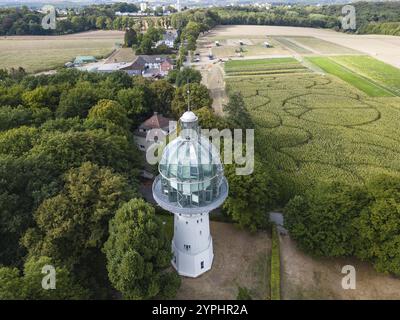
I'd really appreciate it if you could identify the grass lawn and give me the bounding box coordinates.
[307,57,396,97]
[0,31,123,73]
[330,55,400,96]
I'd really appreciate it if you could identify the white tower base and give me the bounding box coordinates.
[171,212,214,278]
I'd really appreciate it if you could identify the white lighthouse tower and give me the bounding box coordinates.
[152,110,228,278]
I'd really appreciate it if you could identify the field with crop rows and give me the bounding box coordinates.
[329,56,400,96]
[307,57,396,97]
[226,69,400,198]
[225,57,309,76]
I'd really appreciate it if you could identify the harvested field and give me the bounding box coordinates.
[0,30,124,73]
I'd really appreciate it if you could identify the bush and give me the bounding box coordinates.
[270,226,280,300]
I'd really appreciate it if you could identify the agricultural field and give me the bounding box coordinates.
[329,55,400,96]
[226,67,400,198]
[282,36,360,55]
[272,37,313,54]
[0,30,124,73]
[224,57,309,76]
[307,57,397,97]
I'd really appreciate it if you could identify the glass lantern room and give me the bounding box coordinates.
[153,111,228,213]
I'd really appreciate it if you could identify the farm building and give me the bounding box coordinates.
[90,55,174,77]
[73,56,97,65]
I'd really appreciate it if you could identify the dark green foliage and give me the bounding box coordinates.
[0,256,89,300]
[270,226,280,300]
[174,67,202,87]
[224,163,279,232]
[237,286,252,300]
[354,175,400,275]
[103,199,180,300]
[285,175,400,276]
[285,182,368,257]
[124,28,138,47]
[172,83,212,117]
[56,81,100,118]
[224,92,253,129]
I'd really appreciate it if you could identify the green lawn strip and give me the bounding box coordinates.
[330,55,400,96]
[307,57,396,97]
[270,225,281,300]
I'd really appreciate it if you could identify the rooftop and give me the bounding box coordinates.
[140,112,172,130]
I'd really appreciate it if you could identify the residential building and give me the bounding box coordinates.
[156,30,178,48]
[134,112,176,152]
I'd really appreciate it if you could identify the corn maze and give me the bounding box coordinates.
[227,71,400,197]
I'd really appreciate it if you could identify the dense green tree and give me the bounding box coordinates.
[124,28,138,47]
[0,126,39,156]
[149,80,175,116]
[22,85,61,111]
[223,163,278,232]
[285,182,369,257]
[196,106,227,130]
[22,162,135,264]
[56,81,99,118]
[174,67,202,87]
[117,87,152,127]
[172,83,212,117]
[0,256,88,300]
[354,175,400,275]
[103,198,180,299]
[87,99,130,131]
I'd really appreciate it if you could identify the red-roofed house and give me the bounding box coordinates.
[134,112,176,152]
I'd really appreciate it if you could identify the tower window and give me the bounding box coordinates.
[201,261,204,269]
[200,230,202,235]
[184,244,191,251]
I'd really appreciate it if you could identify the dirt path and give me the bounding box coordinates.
[201,63,227,115]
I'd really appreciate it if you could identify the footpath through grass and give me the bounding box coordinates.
[307,56,396,97]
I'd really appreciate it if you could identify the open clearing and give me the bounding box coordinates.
[0,30,124,72]
[175,222,271,300]
[280,235,400,299]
